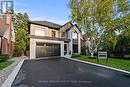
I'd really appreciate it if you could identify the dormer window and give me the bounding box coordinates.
[35,27,44,36]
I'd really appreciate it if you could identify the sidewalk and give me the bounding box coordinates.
[0,56,27,86]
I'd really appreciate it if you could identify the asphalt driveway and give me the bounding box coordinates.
[12,57,130,87]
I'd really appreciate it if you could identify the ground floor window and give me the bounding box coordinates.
[73,44,78,53]
[64,44,67,55]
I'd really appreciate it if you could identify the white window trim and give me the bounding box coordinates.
[35,27,45,36]
[72,31,78,39]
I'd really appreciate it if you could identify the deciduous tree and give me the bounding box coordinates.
[69,0,129,57]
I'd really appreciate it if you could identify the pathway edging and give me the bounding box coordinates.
[1,59,24,87]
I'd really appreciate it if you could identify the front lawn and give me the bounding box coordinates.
[0,61,12,70]
[74,55,130,72]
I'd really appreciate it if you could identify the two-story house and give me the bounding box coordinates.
[0,12,15,56]
[28,21,82,59]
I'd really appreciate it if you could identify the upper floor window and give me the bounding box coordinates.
[72,30,78,39]
[61,32,65,37]
[52,30,56,37]
[35,27,44,36]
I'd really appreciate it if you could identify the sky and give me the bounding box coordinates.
[15,0,71,25]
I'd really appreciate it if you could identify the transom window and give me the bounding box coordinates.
[35,27,45,36]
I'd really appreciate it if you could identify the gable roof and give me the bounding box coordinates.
[29,21,62,30]
[0,18,8,36]
[65,24,81,32]
[29,20,81,32]
[59,21,73,32]
[73,24,81,32]
[60,21,73,29]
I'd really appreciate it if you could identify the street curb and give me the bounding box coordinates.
[65,57,130,74]
[1,59,25,87]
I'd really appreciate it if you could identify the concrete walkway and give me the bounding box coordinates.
[0,56,27,86]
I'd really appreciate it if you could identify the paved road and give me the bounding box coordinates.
[12,57,130,87]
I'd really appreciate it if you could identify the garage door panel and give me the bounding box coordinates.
[54,45,60,56]
[46,45,52,57]
[36,46,46,58]
[36,43,60,58]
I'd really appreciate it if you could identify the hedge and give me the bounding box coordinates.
[0,54,9,62]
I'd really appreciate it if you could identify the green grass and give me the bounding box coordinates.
[0,61,12,70]
[74,55,130,72]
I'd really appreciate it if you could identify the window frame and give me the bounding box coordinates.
[61,32,65,37]
[72,30,78,39]
[35,27,45,36]
[52,30,56,37]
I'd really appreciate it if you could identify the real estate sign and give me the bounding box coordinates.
[98,51,107,59]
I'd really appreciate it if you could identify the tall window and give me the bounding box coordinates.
[64,44,67,55]
[72,31,78,39]
[35,27,45,36]
[52,31,56,37]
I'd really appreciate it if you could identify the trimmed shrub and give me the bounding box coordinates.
[0,54,9,62]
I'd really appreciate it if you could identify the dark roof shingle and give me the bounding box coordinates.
[29,21,62,30]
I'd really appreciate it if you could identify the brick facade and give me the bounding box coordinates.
[0,12,14,56]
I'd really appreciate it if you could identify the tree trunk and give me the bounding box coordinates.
[91,52,94,58]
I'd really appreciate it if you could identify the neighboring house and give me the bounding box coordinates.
[0,12,15,56]
[28,21,82,59]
